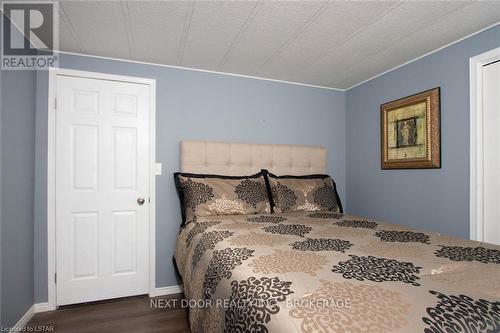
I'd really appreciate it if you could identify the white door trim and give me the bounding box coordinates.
[47,68,157,310]
[469,47,500,242]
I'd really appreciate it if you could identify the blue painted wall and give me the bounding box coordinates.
[0,20,36,327]
[34,53,346,302]
[1,69,36,327]
[346,24,500,239]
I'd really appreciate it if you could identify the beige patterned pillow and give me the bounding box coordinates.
[267,174,342,214]
[174,172,271,223]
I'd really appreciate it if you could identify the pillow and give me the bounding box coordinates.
[174,171,271,224]
[265,172,343,214]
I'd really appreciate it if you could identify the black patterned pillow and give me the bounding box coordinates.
[266,172,342,214]
[174,171,271,224]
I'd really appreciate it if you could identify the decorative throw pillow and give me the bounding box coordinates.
[174,171,271,224]
[266,172,342,214]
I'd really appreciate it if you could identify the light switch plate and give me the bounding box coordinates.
[154,163,162,175]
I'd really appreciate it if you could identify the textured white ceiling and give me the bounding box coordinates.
[56,0,500,89]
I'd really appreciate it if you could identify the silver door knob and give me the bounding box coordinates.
[137,197,145,205]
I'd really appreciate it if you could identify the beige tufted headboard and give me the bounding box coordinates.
[181,140,326,176]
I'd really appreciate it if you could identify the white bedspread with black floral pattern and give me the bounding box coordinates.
[174,212,500,333]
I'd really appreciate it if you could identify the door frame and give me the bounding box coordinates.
[469,47,500,242]
[47,68,157,310]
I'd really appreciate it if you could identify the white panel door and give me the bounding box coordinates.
[483,60,500,246]
[55,75,150,305]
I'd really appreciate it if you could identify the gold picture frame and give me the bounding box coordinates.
[381,88,441,169]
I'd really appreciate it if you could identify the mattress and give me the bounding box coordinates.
[174,211,500,333]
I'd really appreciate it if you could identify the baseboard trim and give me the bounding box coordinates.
[149,285,184,297]
[10,305,34,332]
[34,302,54,313]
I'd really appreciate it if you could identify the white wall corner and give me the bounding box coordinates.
[149,285,184,298]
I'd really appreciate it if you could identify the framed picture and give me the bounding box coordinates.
[380,87,441,169]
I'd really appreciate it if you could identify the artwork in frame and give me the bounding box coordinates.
[380,87,441,169]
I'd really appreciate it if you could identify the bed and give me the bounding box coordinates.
[174,141,500,333]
